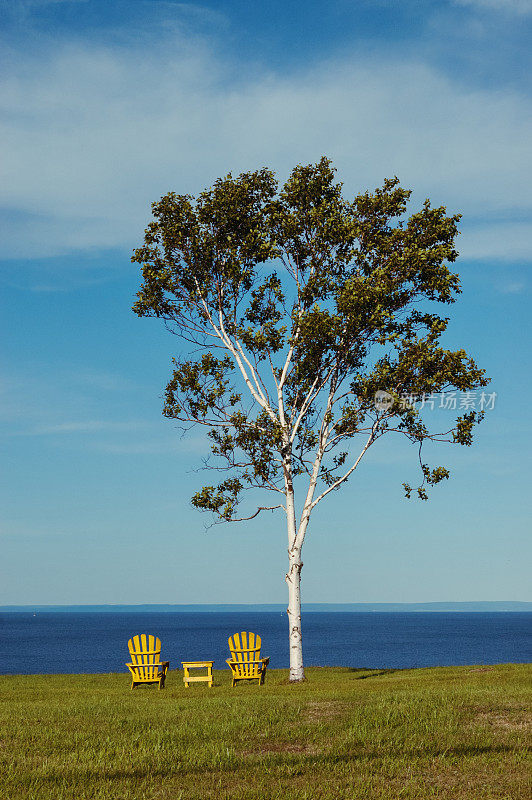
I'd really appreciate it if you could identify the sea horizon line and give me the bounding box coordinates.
[1,601,530,613]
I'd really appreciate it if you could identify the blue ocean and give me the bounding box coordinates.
[1,611,530,675]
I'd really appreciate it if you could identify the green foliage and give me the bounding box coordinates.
[132,158,488,520]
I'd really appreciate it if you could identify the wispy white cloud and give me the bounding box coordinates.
[17,0,88,4]
[0,367,147,432]
[499,279,526,293]
[453,0,532,14]
[458,222,532,262]
[0,15,531,262]
[73,368,137,393]
[9,0,88,9]
[26,419,153,435]
[1,0,89,23]
[93,435,207,455]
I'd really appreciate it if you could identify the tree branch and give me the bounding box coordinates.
[228,504,285,522]
[310,428,376,510]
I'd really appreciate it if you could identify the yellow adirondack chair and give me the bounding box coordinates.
[126,634,170,690]
[226,631,270,686]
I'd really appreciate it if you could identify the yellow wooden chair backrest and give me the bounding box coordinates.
[228,631,262,678]
[127,634,162,682]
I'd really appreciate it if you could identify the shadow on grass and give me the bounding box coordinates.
[348,668,399,679]
[24,742,522,787]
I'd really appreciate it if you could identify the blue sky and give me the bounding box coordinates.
[1,0,531,605]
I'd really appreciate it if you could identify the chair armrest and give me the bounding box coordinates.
[126,661,169,671]
[261,657,270,666]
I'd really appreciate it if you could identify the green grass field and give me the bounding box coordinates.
[1,664,530,799]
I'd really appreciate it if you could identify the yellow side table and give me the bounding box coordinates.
[181,660,214,688]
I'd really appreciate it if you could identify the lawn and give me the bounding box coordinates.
[0,664,530,799]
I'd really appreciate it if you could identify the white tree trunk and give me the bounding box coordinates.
[283,460,305,682]
[286,548,304,682]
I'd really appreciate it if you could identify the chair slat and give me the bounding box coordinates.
[147,634,154,678]
[133,635,141,667]
[241,631,248,675]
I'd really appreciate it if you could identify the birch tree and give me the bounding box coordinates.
[132,158,487,682]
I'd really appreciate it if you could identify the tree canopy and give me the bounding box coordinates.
[133,158,487,516]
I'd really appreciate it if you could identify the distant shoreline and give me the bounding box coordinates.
[1,602,530,613]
